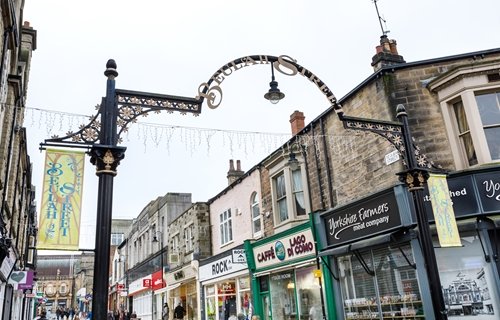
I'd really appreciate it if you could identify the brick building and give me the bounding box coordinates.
[244,36,500,320]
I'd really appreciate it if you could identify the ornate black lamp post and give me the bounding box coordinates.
[41,60,202,320]
[339,106,447,319]
[40,55,447,320]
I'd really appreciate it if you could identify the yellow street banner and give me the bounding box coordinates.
[38,149,85,250]
[427,173,461,247]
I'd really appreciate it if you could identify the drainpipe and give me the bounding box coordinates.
[311,125,325,209]
[320,119,335,207]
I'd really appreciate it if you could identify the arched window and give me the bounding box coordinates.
[60,283,67,294]
[251,192,261,237]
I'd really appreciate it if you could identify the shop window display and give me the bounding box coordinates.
[185,282,197,320]
[338,244,425,319]
[239,277,253,319]
[206,285,217,320]
[218,281,237,320]
[270,271,297,319]
[436,233,499,319]
[295,266,323,320]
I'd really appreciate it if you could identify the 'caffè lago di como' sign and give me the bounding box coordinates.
[322,189,403,247]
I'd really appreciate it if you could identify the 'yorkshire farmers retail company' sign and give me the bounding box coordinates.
[253,228,315,269]
[323,189,402,247]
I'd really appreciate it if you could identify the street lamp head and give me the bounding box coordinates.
[152,235,159,243]
[264,62,285,104]
[287,152,300,171]
[264,80,285,104]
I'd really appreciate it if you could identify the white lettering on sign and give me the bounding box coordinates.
[424,187,468,202]
[327,203,391,239]
[483,180,500,201]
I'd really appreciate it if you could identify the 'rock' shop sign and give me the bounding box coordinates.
[323,190,403,247]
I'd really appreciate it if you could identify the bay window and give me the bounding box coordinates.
[430,62,500,169]
[270,156,310,226]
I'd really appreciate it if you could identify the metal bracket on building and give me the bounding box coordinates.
[352,249,375,276]
[476,217,499,263]
[397,246,416,269]
[476,226,491,263]
[319,256,339,281]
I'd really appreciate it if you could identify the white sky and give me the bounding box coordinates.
[23,0,500,249]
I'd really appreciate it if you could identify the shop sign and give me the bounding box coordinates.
[217,282,236,294]
[478,171,500,211]
[143,279,152,288]
[152,270,165,290]
[0,254,15,281]
[253,228,315,269]
[422,170,500,220]
[322,189,402,247]
[199,253,247,282]
[232,249,246,263]
[9,270,34,290]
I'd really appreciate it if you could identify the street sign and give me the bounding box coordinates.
[232,249,246,263]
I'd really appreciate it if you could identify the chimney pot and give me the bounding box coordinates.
[227,159,244,185]
[290,110,305,135]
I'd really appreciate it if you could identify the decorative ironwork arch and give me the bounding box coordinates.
[41,55,344,149]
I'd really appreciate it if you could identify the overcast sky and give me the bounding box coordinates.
[23,0,500,249]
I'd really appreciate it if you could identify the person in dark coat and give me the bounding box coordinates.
[173,302,185,320]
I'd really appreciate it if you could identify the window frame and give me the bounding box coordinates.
[184,223,195,253]
[269,155,310,227]
[430,62,500,169]
[250,192,262,238]
[219,208,233,247]
[171,233,180,253]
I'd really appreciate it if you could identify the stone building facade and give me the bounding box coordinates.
[0,1,37,319]
[36,255,78,314]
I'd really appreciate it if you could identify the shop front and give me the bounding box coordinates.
[165,263,198,320]
[244,223,325,320]
[313,166,500,320]
[422,166,500,319]
[128,276,153,319]
[199,245,251,320]
[314,184,430,320]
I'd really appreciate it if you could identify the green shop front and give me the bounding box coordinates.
[244,223,327,320]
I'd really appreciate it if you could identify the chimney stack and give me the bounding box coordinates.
[227,159,244,185]
[290,110,305,135]
[371,35,405,71]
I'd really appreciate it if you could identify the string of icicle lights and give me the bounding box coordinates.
[24,106,384,158]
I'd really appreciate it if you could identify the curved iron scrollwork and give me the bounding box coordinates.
[197,54,343,113]
[42,102,103,148]
[41,55,342,150]
[41,91,202,148]
[342,114,438,171]
[115,89,202,140]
